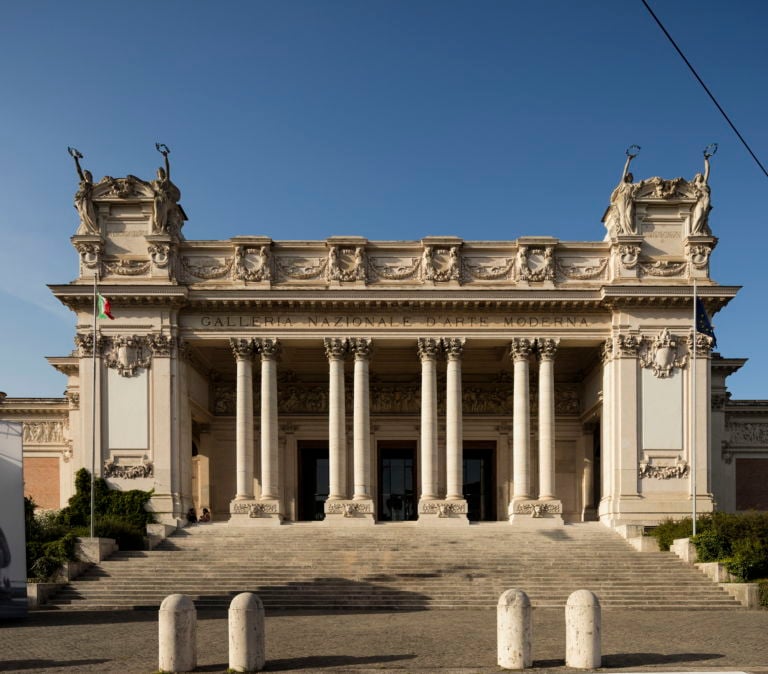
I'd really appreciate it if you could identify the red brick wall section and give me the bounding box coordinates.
[24,457,60,510]
[735,458,768,511]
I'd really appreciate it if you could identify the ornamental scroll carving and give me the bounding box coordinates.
[368,256,420,281]
[147,334,175,357]
[463,257,515,281]
[23,421,66,444]
[687,331,714,355]
[637,259,687,277]
[148,243,171,268]
[556,257,608,280]
[519,247,555,282]
[104,336,151,376]
[75,242,102,270]
[639,329,688,378]
[277,256,328,281]
[515,501,562,516]
[74,333,106,357]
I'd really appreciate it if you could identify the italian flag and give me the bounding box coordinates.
[97,294,115,320]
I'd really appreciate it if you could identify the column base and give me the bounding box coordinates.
[228,499,284,526]
[323,499,375,525]
[418,499,469,526]
[508,499,564,527]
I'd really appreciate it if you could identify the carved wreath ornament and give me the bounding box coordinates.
[639,328,688,378]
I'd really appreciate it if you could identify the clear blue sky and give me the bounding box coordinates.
[1,1,766,399]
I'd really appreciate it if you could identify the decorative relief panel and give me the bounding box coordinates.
[638,455,689,479]
[367,255,421,281]
[514,501,562,516]
[230,501,279,516]
[556,256,608,281]
[639,329,688,378]
[103,336,151,376]
[420,245,461,282]
[726,423,768,446]
[23,421,66,444]
[517,246,554,282]
[419,501,468,515]
[75,241,102,270]
[103,259,152,277]
[327,246,366,282]
[276,255,328,281]
[462,256,514,281]
[234,245,272,282]
[104,455,153,479]
[325,501,373,515]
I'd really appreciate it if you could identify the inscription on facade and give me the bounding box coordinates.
[190,314,598,330]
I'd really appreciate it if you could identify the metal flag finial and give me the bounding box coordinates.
[67,146,83,160]
[703,143,718,159]
[625,144,641,159]
[155,142,170,157]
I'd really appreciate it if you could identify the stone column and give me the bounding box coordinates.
[443,338,466,501]
[231,338,255,501]
[537,338,559,500]
[417,338,440,502]
[257,339,280,501]
[510,338,533,505]
[349,338,373,501]
[324,338,348,501]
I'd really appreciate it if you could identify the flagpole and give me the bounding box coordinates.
[692,279,697,536]
[91,272,98,539]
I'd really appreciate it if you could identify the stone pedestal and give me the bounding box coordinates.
[418,499,470,526]
[229,499,284,526]
[323,499,375,525]
[509,499,564,527]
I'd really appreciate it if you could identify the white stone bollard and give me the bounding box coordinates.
[565,589,601,669]
[229,592,266,672]
[158,593,197,673]
[497,589,532,669]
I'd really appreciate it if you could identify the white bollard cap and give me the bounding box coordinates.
[230,592,264,611]
[498,589,531,608]
[566,589,600,607]
[160,593,195,612]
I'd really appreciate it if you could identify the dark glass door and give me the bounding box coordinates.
[298,443,329,521]
[463,446,496,521]
[378,444,417,521]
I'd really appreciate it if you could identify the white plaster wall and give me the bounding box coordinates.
[107,368,148,450]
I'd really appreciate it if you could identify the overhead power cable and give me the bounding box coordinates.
[640,0,768,179]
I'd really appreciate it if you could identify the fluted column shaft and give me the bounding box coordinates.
[418,338,440,500]
[537,338,559,500]
[325,338,348,500]
[258,339,280,500]
[231,338,255,500]
[444,338,465,500]
[350,338,372,500]
[511,338,533,500]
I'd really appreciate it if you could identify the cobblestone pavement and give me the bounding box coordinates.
[0,608,767,673]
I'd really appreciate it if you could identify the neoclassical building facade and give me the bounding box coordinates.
[4,156,768,527]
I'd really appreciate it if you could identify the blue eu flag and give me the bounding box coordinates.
[695,297,717,348]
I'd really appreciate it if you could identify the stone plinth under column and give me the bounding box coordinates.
[509,499,564,528]
[417,499,469,526]
[323,499,375,525]
[228,499,284,526]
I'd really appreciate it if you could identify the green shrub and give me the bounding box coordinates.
[724,539,768,582]
[72,515,146,551]
[692,528,731,562]
[650,517,697,551]
[758,580,768,608]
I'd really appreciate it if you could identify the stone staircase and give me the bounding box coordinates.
[45,522,742,611]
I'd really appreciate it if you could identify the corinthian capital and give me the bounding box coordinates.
[537,338,559,361]
[349,337,373,359]
[256,338,280,360]
[510,338,533,362]
[324,337,348,360]
[442,337,465,360]
[230,338,255,361]
[417,337,441,361]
